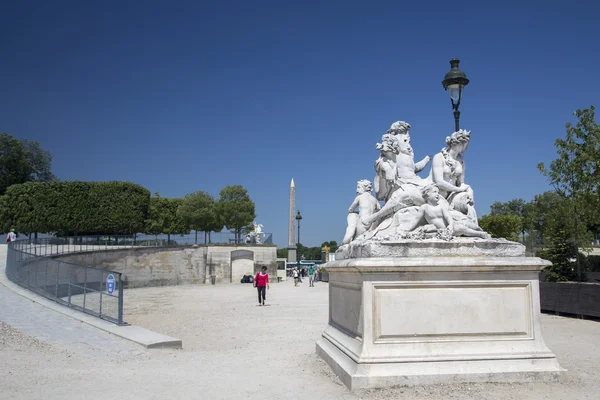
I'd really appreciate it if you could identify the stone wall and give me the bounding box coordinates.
[53,244,277,288]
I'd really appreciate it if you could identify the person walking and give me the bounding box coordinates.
[293,268,299,286]
[254,266,269,306]
[308,265,315,287]
[5,229,16,243]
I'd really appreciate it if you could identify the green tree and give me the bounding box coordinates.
[164,198,188,243]
[538,105,600,281]
[489,198,533,243]
[0,181,149,236]
[276,248,288,258]
[0,133,57,195]
[297,244,322,260]
[20,139,58,182]
[217,185,255,244]
[321,240,339,253]
[177,191,216,244]
[145,194,188,243]
[478,214,522,241]
[0,133,35,195]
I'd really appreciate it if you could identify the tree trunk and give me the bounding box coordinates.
[167,233,171,245]
[195,230,198,244]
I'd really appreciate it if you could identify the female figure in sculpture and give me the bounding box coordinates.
[428,129,473,204]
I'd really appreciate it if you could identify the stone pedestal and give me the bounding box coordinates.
[316,240,563,390]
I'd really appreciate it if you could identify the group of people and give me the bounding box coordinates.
[291,265,318,287]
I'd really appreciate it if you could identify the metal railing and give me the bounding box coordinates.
[5,238,126,325]
[3,233,275,325]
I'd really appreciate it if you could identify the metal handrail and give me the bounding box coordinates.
[5,237,127,325]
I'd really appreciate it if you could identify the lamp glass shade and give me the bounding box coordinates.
[447,84,460,102]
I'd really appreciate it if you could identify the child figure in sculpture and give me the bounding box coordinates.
[342,180,380,244]
[405,184,453,236]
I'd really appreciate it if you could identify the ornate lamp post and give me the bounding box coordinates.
[442,58,470,132]
[295,210,303,265]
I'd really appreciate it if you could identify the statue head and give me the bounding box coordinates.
[396,133,413,156]
[356,179,373,194]
[387,121,411,135]
[451,191,474,214]
[421,183,440,202]
[445,129,471,153]
[375,134,399,155]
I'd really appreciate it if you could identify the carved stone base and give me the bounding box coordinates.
[336,238,526,259]
[316,256,563,390]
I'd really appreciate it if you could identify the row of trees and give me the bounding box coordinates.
[479,105,600,281]
[146,186,256,243]
[277,241,339,261]
[0,181,256,242]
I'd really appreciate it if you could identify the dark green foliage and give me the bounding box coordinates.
[587,255,600,272]
[217,185,256,241]
[144,193,188,239]
[0,181,150,234]
[297,243,323,260]
[276,248,288,258]
[0,134,35,195]
[320,240,339,252]
[538,105,600,281]
[0,133,57,195]
[489,198,532,242]
[177,191,217,235]
[478,214,522,241]
[536,231,589,282]
[20,139,58,183]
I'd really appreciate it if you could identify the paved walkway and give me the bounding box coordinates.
[0,244,145,361]
[2,243,600,399]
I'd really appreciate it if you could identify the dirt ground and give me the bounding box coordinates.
[2,279,600,399]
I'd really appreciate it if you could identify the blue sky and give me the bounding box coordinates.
[2,1,599,247]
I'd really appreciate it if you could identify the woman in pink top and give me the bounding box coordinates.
[254,266,270,306]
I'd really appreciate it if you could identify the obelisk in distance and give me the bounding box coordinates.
[287,178,297,265]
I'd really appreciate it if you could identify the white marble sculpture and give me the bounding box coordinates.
[342,180,380,245]
[246,222,264,244]
[347,122,488,244]
[319,120,562,390]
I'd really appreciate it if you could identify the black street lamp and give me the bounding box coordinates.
[442,58,470,132]
[295,210,303,245]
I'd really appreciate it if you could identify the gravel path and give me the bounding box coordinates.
[1,251,600,399]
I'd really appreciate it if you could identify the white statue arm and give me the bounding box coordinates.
[431,154,468,193]
[348,196,360,213]
[414,155,431,173]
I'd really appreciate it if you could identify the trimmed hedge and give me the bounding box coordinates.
[0,181,150,234]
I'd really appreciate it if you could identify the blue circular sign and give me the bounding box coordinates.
[106,274,116,295]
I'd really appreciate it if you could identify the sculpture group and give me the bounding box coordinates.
[245,222,264,244]
[342,121,490,244]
